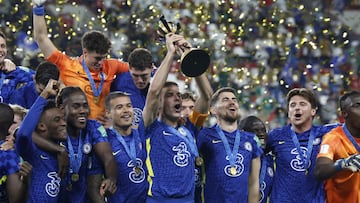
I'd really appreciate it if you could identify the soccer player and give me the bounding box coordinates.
[0,103,32,203]
[9,61,60,109]
[266,88,338,202]
[0,30,34,103]
[197,87,261,203]
[315,90,360,203]
[16,79,67,202]
[89,91,148,203]
[142,33,212,202]
[180,91,207,203]
[239,115,274,203]
[54,86,117,202]
[111,48,154,126]
[181,91,196,118]
[32,0,129,121]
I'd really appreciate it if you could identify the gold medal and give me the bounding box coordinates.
[135,166,141,175]
[195,157,204,166]
[230,167,237,175]
[71,173,79,182]
[93,96,99,104]
[66,184,72,191]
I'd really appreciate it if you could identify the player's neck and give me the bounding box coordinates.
[67,126,81,138]
[160,116,178,128]
[345,122,360,138]
[291,122,312,133]
[218,119,238,132]
[113,125,132,136]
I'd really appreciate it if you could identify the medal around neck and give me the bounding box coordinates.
[71,173,79,182]
[158,15,210,77]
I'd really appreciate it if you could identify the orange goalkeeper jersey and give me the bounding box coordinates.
[317,125,360,203]
[47,50,129,119]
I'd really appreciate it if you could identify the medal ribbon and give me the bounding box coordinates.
[67,132,83,174]
[215,125,241,167]
[164,123,199,158]
[259,156,267,184]
[82,59,104,98]
[111,128,138,166]
[290,127,316,170]
[343,124,360,153]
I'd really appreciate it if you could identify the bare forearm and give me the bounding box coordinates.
[314,163,339,181]
[248,182,259,203]
[248,157,260,203]
[33,13,48,44]
[32,4,57,58]
[143,51,175,126]
[149,51,175,94]
[87,175,106,203]
[104,158,118,183]
[194,74,213,114]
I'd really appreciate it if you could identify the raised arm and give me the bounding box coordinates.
[193,73,213,114]
[143,33,186,127]
[32,0,57,58]
[16,79,58,154]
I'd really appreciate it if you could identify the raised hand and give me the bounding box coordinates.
[1,59,16,73]
[334,154,360,172]
[40,78,60,99]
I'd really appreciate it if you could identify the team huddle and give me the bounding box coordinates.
[1,0,360,203]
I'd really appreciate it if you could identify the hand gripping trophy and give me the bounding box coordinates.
[157,16,210,77]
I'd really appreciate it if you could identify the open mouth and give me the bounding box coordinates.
[78,116,87,123]
[228,106,237,112]
[174,104,181,112]
[295,113,302,118]
[121,114,132,119]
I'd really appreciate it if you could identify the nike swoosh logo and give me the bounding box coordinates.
[163,131,172,136]
[278,141,285,145]
[112,150,121,156]
[40,154,49,160]
[212,140,222,144]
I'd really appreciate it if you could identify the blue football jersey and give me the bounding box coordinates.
[266,124,338,203]
[58,120,109,203]
[9,81,38,109]
[197,125,262,203]
[145,119,197,199]
[0,66,34,104]
[16,97,61,202]
[104,127,148,203]
[0,142,21,203]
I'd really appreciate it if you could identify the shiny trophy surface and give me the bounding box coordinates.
[158,16,210,77]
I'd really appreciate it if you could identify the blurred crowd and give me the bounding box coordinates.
[1,0,360,129]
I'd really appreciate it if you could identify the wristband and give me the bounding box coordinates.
[33,5,45,16]
[334,159,344,171]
